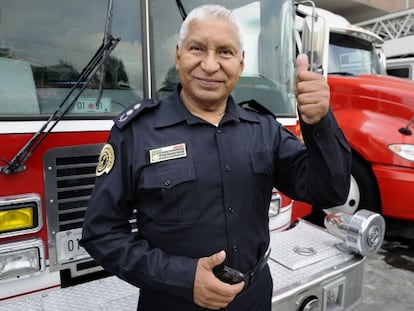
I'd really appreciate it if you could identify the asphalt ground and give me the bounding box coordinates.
[355,217,414,311]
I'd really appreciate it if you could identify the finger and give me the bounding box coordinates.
[296,53,309,74]
[206,250,226,269]
[210,278,245,296]
[205,282,244,309]
[232,281,245,294]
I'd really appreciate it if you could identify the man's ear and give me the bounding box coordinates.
[175,45,180,70]
[239,50,245,76]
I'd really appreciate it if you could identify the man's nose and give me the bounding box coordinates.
[201,51,220,73]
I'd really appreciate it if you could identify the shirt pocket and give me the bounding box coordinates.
[250,151,274,213]
[138,159,199,225]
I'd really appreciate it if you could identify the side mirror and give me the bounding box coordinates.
[324,209,385,257]
[301,13,327,73]
[376,46,387,75]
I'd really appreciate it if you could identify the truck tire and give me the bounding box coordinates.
[348,155,381,213]
[305,155,381,226]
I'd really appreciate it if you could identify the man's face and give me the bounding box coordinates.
[175,17,244,107]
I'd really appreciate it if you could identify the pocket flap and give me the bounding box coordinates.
[142,163,196,189]
[250,151,273,175]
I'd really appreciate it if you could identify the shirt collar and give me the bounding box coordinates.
[154,84,259,128]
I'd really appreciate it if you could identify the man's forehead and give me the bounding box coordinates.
[185,18,240,45]
[188,17,237,30]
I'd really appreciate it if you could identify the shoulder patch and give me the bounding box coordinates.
[238,99,276,118]
[114,99,159,130]
[96,143,115,176]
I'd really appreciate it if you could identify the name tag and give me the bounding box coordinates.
[149,143,187,164]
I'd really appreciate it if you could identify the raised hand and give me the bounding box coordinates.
[295,53,330,124]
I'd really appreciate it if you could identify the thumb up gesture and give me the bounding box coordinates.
[295,54,330,124]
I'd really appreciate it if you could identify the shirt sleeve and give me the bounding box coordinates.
[80,125,198,303]
[274,109,352,208]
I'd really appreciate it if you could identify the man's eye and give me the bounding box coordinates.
[190,46,202,51]
[220,49,234,56]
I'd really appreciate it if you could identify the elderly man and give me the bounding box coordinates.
[81,4,351,311]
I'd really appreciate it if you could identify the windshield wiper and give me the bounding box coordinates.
[96,0,114,108]
[176,0,188,20]
[328,71,356,76]
[1,0,120,175]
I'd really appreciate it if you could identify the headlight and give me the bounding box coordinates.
[269,192,281,217]
[0,239,44,280]
[388,144,414,162]
[0,194,42,237]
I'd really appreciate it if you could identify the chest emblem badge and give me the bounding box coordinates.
[149,143,187,164]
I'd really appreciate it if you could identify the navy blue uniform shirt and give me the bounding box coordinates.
[81,84,351,308]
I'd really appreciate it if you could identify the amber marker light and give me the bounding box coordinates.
[0,206,35,234]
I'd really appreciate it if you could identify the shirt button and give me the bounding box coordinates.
[217,129,222,134]
[164,179,171,186]
[228,207,234,213]
[225,165,231,172]
[232,246,238,252]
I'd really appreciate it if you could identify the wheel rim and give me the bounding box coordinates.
[323,175,360,214]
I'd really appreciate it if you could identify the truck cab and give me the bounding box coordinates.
[296,5,414,222]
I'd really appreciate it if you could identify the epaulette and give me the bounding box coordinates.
[114,99,159,130]
[238,99,276,118]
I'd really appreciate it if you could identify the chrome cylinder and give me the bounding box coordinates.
[324,209,385,257]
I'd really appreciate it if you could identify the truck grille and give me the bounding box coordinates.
[44,144,103,275]
[44,144,137,277]
[55,154,99,231]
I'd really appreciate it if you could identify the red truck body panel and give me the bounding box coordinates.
[328,74,414,220]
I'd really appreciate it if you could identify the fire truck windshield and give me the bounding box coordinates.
[0,0,142,117]
[328,32,382,76]
[0,0,296,118]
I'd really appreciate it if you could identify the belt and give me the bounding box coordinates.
[243,248,271,288]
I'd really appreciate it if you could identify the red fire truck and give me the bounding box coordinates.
[296,5,414,222]
[0,1,384,310]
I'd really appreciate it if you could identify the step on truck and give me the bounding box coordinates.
[0,0,384,310]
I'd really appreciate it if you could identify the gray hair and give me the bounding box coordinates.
[177,4,243,53]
